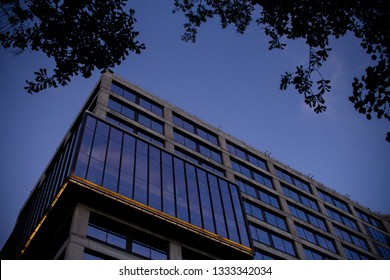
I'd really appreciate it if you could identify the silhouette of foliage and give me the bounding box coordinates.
[174,0,390,140]
[0,0,145,93]
[1,1,389,140]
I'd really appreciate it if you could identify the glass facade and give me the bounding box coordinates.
[74,114,250,248]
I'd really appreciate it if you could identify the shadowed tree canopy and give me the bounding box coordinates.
[173,0,390,141]
[1,1,389,140]
[0,0,145,93]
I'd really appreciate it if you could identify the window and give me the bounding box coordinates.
[237,178,280,209]
[254,249,279,260]
[288,203,327,231]
[173,113,218,145]
[244,201,287,231]
[275,167,311,193]
[325,207,358,231]
[249,224,296,257]
[355,208,384,230]
[296,224,336,253]
[111,82,163,117]
[334,225,369,251]
[343,245,371,260]
[318,189,349,213]
[227,141,267,171]
[174,130,222,163]
[108,97,163,134]
[87,215,168,260]
[366,225,390,245]
[375,244,390,259]
[282,184,318,211]
[231,159,273,189]
[303,246,333,260]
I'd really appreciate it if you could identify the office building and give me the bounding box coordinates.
[1,73,389,260]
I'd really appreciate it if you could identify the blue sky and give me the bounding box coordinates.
[1,1,389,250]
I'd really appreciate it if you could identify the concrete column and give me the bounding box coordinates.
[64,204,90,260]
[169,241,182,260]
[219,136,235,181]
[94,74,112,118]
[164,107,175,152]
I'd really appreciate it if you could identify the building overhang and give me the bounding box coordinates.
[20,176,254,260]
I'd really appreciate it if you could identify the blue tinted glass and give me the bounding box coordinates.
[197,169,215,233]
[284,242,296,256]
[106,139,121,169]
[219,180,240,243]
[107,232,126,249]
[87,158,104,185]
[151,120,163,134]
[172,114,182,126]
[96,120,110,137]
[91,133,108,162]
[255,227,271,246]
[162,152,175,217]
[75,152,89,178]
[184,136,196,151]
[133,141,148,204]
[111,83,124,95]
[186,163,202,228]
[138,114,151,128]
[174,158,189,222]
[123,89,136,103]
[122,106,135,120]
[229,184,249,246]
[118,171,133,198]
[103,165,119,192]
[87,224,107,241]
[208,174,227,238]
[148,146,161,211]
[85,116,97,130]
[272,235,285,252]
[139,98,152,111]
[121,134,135,172]
[183,120,194,133]
[108,99,122,113]
[151,104,163,117]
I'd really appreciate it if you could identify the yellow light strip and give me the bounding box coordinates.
[70,175,253,255]
[19,181,69,257]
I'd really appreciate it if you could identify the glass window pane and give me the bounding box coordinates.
[75,152,89,178]
[186,164,202,228]
[91,133,108,162]
[87,158,104,185]
[103,165,119,192]
[133,141,148,204]
[123,89,136,103]
[111,83,124,95]
[162,152,175,217]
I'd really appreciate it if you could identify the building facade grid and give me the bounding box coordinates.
[1,73,389,260]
